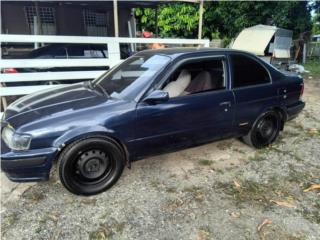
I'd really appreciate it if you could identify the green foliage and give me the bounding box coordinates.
[135,3,199,38]
[312,13,320,34]
[272,1,312,37]
[303,59,320,76]
[134,1,312,40]
[134,8,156,33]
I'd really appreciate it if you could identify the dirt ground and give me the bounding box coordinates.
[1,75,320,240]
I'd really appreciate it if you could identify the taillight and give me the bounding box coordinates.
[3,68,18,73]
[300,83,304,98]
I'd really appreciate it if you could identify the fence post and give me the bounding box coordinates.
[108,41,121,67]
[33,16,39,49]
[303,43,307,64]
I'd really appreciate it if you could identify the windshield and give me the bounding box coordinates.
[93,54,171,100]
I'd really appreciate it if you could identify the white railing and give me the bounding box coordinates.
[0,34,209,101]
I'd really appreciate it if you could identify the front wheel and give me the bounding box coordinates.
[242,111,280,148]
[57,136,125,195]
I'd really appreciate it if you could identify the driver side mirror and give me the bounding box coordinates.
[143,90,169,104]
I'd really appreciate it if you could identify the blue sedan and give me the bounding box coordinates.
[1,48,305,195]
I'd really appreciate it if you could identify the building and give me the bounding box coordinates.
[1,1,146,37]
[1,0,204,37]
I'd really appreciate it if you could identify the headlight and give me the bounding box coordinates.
[2,126,32,150]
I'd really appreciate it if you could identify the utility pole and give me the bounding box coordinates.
[198,0,204,39]
[113,0,119,37]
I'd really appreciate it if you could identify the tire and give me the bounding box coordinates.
[242,111,280,149]
[57,136,125,195]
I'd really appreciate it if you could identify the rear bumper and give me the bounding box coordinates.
[1,147,58,182]
[287,101,305,121]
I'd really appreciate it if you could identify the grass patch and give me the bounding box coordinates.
[183,186,205,202]
[214,168,224,174]
[89,226,112,240]
[270,147,304,162]
[233,148,246,154]
[258,222,308,240]
[299,198,320,224]
[249,152,266,162]
[89,221,125,240]
[215,178,292,209]
[305,129,320,138]
[303,110,319,122]
[286,164,312,186]
[183,185,202,193]
[164,198,184,211]
[280,130,301,139]
[303,59,320,76]
[198,159,213,166]
[197,227,212,240]
[1,213,18,233]
[166,186,177,193]
[216,141,229,150]
[150,180,161,189]
[81,198,97,205]
[22,189,45,203]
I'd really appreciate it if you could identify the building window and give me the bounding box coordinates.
[24,6,56,35]
[83,10,108,36]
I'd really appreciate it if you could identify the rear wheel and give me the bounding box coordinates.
[242,111,280,148]
[57,136,125,195]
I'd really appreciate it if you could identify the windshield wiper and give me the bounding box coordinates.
[95,82,110,97]
[86,81,109,97]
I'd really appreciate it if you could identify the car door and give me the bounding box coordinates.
[230,53,278,134]
[133,56,235,158]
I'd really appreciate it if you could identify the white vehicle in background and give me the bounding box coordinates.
[312,34,320,42]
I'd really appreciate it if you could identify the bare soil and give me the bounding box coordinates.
[1,76,320,240]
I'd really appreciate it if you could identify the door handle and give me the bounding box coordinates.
[219,101,231,107]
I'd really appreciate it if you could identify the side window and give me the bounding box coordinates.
[161,58,226,98]
[231,54,270,88]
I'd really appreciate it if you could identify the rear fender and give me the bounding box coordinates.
[256,105,287,130]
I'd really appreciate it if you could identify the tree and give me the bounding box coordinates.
[272,1,312,36]
[312,13,320,34]
[134,1,312,40]
[311,1,320,34]
[135,3,199,38]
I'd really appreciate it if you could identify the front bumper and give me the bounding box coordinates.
[1,146,58,182]
[287,101,305,121]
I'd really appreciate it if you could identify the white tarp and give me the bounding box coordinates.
[232,24,292,58]
[232,25,277,55]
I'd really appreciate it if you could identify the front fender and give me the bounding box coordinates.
[53,125,116,148]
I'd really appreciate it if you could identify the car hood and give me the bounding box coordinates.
[3,83,111,128]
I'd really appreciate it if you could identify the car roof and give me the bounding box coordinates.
[135,47,253,59]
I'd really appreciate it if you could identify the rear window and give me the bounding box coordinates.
[231,54,270,88]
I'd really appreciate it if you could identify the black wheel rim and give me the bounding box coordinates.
[253,114,279,147]
[69,148,115,186]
